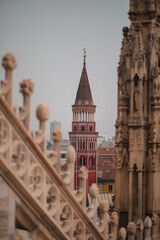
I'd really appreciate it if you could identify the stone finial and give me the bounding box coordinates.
[53,128,63,142]
[2,53,17,70]
[20,79,34,96]
[66,145,75,163]
[119,227,127,239]
[74,166,88,208]
[47,129,62,172]
[36,104,50,121]
[110,211,119,240]
[144,216,152,239]
[98,199,110,238]
[136,219,144,240]
[78,166,88,179]
[61,145,76,192]
[1,53,17,105]
[19,79,34,131]
[127,222,136,234]
[110,211,119,226]
[35,104,50,154]
[136,219,144,231]
[144,216,152,228]
[89,183,99,198]
[152,214,159,239]
[123,27,129,37]
[152,213,158,225]
[99,200,109,213]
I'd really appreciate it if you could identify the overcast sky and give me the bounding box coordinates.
[0,0,130,140]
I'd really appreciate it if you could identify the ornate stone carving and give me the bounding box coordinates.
[11,141,27,178]
[19,79,34,131]
[59,203,72,233]
[0,117,10,154]
[73,220,84,240]
[119,227,127,240]
[46,182,60,217]
[29,165,44,199]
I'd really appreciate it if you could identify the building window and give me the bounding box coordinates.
[90,142,92,150]
[89,157,93,166]
[134,74,139,87]
[82,126,85,131]
[99,184,103,194]
[98,170,102,177]
[90,126,92,132]
[108,185,113,192]
[61,153,66,158]
[74,126,77,131]
[80,157,85,166]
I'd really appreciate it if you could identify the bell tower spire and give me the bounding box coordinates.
[69,50,98,193]
[83,48,86,67]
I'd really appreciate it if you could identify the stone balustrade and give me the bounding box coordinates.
[0,53,159,240]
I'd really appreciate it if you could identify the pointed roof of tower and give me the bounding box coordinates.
[74,49,94,106]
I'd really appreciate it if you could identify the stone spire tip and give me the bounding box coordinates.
[83,48,86,67]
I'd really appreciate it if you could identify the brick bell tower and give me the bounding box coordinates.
[115,0,160,228]
[69,49,98,192]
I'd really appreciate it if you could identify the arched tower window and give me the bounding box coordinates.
[134,74,139,87]
[89,157,93,166]
[80,157,85,166]
[82,126,85,131]
[90,126,92,132]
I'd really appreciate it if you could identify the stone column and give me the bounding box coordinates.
[129,169,133,221]
[144,216,152,239]
[2,53,17,106]
[130,78,134,118]
[127,222,136,240]
[138,171,142,219]
[136,219,144,240]
[130,0,134,12]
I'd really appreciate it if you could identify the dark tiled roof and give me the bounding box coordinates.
[98,148,115,155]
[74,66,94,106]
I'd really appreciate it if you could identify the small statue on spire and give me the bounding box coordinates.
[83,48,86,66]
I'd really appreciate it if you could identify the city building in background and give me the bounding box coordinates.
[50,120,61,141]
[98,147,115,195]
[69,49,98,192]
[98,133,108,146]
[98,133,115,148]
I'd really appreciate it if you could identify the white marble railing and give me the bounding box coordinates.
[0,53,119,240]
